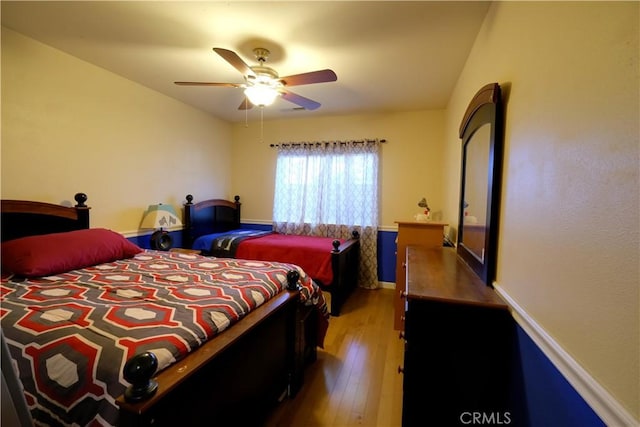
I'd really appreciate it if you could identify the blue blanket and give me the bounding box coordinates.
[193,229,272,257]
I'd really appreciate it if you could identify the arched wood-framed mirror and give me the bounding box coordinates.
[457,83,503,285]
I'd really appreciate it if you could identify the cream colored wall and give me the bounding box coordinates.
[230,110,446,228]
[443,2,639,419]
[4,3,637,418]
[1,28,233,233]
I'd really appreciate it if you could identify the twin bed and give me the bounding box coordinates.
[183,195,361,317]
[1,194,330,426]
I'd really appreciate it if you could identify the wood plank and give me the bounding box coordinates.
[265,288,403,427]
[1,200,77,218]
[406,246,508,309]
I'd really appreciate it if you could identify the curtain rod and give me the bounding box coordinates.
[269,138,387,148]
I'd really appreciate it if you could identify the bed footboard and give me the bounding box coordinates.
[323,231,360,316]
[117,290,303,426]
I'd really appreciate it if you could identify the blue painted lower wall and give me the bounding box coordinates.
[514,325,604,426]
[127,230,184,250]
[239,223,272,232]
[377,229,398,283]
[130,224,272,250]
[129,227,606,426]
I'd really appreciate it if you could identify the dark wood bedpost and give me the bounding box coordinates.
[233,195,241,226]
[183,194,194,249]
[328,230,360,316]
[74,193,90,229]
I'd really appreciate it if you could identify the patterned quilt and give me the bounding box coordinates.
[0,250,327,426]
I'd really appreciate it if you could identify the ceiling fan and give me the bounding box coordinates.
[175,47,337,111]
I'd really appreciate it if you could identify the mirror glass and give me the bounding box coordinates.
[457,83,503,285]
[460,123,491,261]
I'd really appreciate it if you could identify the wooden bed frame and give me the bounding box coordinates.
[1,194,317,426]
[183,195,361,316]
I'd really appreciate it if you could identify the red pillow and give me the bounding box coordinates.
[1,228,143,277]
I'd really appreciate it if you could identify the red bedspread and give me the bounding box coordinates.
[236,234,343,285]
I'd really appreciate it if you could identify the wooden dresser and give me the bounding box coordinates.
[394,221,447,330]
[400,246,519,426]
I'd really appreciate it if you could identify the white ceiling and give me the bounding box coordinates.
[1,1,491,123]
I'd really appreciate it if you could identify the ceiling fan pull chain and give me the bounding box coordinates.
[260,107,264,143]
[245,100,249,128]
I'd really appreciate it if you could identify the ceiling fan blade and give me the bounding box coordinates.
[280,69,337,87]
[213,48,256,78]
[281,90,321,110]
[238,97,254,110]
[174,82,244,87]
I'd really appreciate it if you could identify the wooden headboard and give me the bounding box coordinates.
[1,193,91,242]
[183,194,241,248]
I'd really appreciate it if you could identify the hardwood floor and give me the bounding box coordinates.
[266,287,404,427]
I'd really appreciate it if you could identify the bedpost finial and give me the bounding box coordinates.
[74,193,88,207]
[234,195,240,203]
[332,239,341,252]
[123,352,159,403]
[186,194,193,205]
[286,270,300,291]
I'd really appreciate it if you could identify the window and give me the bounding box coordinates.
[273,140,380,289]
[273,142,379,227]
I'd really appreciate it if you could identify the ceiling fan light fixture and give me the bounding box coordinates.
[244,84,279,107]
[176,47,336,111]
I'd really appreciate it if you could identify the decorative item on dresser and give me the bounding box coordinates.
[1,194,326,426]
[393,220,447,330]
[183,195,361,316]
[398,83,519,425]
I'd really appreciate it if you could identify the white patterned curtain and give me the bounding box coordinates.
[273,140,380,289]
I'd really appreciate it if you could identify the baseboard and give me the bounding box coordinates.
[379,281,395,290]
[120,227,183,238]
[240,219,273,226]
[493,283,638,427]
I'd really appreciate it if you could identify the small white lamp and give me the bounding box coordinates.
[140,204,182,250]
